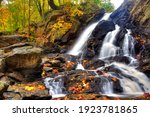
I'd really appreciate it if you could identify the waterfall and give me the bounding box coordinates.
[68,13,111,56]
[44,12,150,98]
[108,62,150,95]
[99,25,120,59]
[123,30,135,57]
[44,75,66,99]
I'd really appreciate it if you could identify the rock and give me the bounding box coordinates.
[3,92,22,100]
[130,0,150,38]
[42,54,77,77]
[0,81,9,99]
[84,20,115,56]
[0,35,27,48]
[104,56,131,64]
[0,43,43,82]
[139,43,150,77]
[82,59,105,70]
[0,58,5,72]
[82,48,95,59]
[0,73,5,78]
[110,0,135,28]
[35,3,101,53]
[5,46,42,69]
[111,0,150,38]
[63,70,123,94]
[6,81,51,100]
[115,28,127,47]
[7,72,24,82]
[88,8,105,23]
[134,41,144,55]
[0,75,16,85]
[92,20,116,39]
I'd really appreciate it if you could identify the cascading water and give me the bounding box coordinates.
[68,13,111,56]
[44,12,150,98]
[44,75,66,99]
[105,62,150,95]
[99,25,120,59]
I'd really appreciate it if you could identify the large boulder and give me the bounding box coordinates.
[0,43,43,82]
[92,20,116,39]
[111,0,150,38]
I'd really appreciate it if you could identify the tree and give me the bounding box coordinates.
[48,0,59,10]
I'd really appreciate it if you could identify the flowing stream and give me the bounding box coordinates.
[68,13,111,56]
[44,12,150,98]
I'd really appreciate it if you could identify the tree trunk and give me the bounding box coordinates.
[48,0,59,10]
[28,0,31,36]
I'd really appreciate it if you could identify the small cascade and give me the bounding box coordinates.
[107,62,150,95]
[99,25,120,59]
[101,80,113,94]
[76,52,85,70]
[68,13,111,56]
[44,75,66,99]
[123,30,135,57]
[76,63,85,70]
[122,30,138,66]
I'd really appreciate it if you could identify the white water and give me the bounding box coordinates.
[108,62,150,94]
[68,13,111,56]
[99,25,120,58]
[76,63,85,70]
[44,11,150,98]
[44,76,66,99]
[123,30,135,57]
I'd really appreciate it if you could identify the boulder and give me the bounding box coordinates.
[42,54,77,78]
[92,20,115,39]
[82,59,105,70]
[0,81,9,99]
[4,81,51,100]
[111,0,150,38]
[0,43,43,82]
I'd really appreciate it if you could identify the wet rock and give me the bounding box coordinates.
[82,59,105,70]
[42,54,77,77]
[85,20,115,56]
[115,28,127,47]
[104,56,131,64]
[134,41,144,55]
[92,20,115,40]
[82,48,95,59]
[63,70,121,94]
